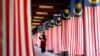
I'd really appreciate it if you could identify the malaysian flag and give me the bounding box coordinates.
[44,21,51,50]
[83,0,100,56]
[60,7,71,54]
[69,0,84,56]
[69,0,76,55]
[2,0,35,56]
[73,0,84,55]
[60,10,67,52]
[49,19,58,54]
[52,14,61,54]
[46,20,53,51]
[64,8,71,52]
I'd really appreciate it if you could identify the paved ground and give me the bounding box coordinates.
[34,46,54,56]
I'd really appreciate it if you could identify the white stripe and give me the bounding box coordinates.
[20,0,26,56]
[95,7,98,56]
[85,7,89,56]
[15,0,19,56]
[88,7,92,56]
[27,0,34,56]
[2,0,6,56]
[9,0,14,56]
[98,7,100,50]
[96,7,99,56]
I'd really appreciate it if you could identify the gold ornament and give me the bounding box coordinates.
[88,0,100,4]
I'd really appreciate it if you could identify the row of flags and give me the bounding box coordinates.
[34,0,100,56]
[37,16,61,33]
[2,0,100,56]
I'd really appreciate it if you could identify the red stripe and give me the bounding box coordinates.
[13,0,16,56]
[83,7,88,56]
[93,7,97,56]
[18,0,22,56]
[6,0,10,56]
[51,28,53,50]
[24,0,30,56]
[0,0,2,55]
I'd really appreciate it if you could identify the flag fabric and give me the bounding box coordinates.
[73,0,84,55]
[2,0,35,56]
[60,8,71,53]
[49,19,58,54]
[69,0,84,56]
[61,10,67,52]
[83,0,100,56]
[55,16,62,54]
[69,0,76,55]
[48,19,56,53]
[44,20,53,51]
[47,27,53,51]
[64,8,71,52]
[52,14,61,54]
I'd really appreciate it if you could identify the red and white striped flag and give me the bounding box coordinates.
[47,28,53,50]
[2,0,35,56]
[69,0,84,56]
[84,0,100,56]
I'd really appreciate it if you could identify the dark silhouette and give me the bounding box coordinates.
[39,32,46,53]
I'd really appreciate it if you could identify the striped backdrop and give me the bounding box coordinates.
[2,0,35,56]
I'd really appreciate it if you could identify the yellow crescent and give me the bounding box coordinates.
[73,9,82,16]
[88,0,100,4]
[55,21,61,25]
[50,23,54,27]
[63,13,70,19]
